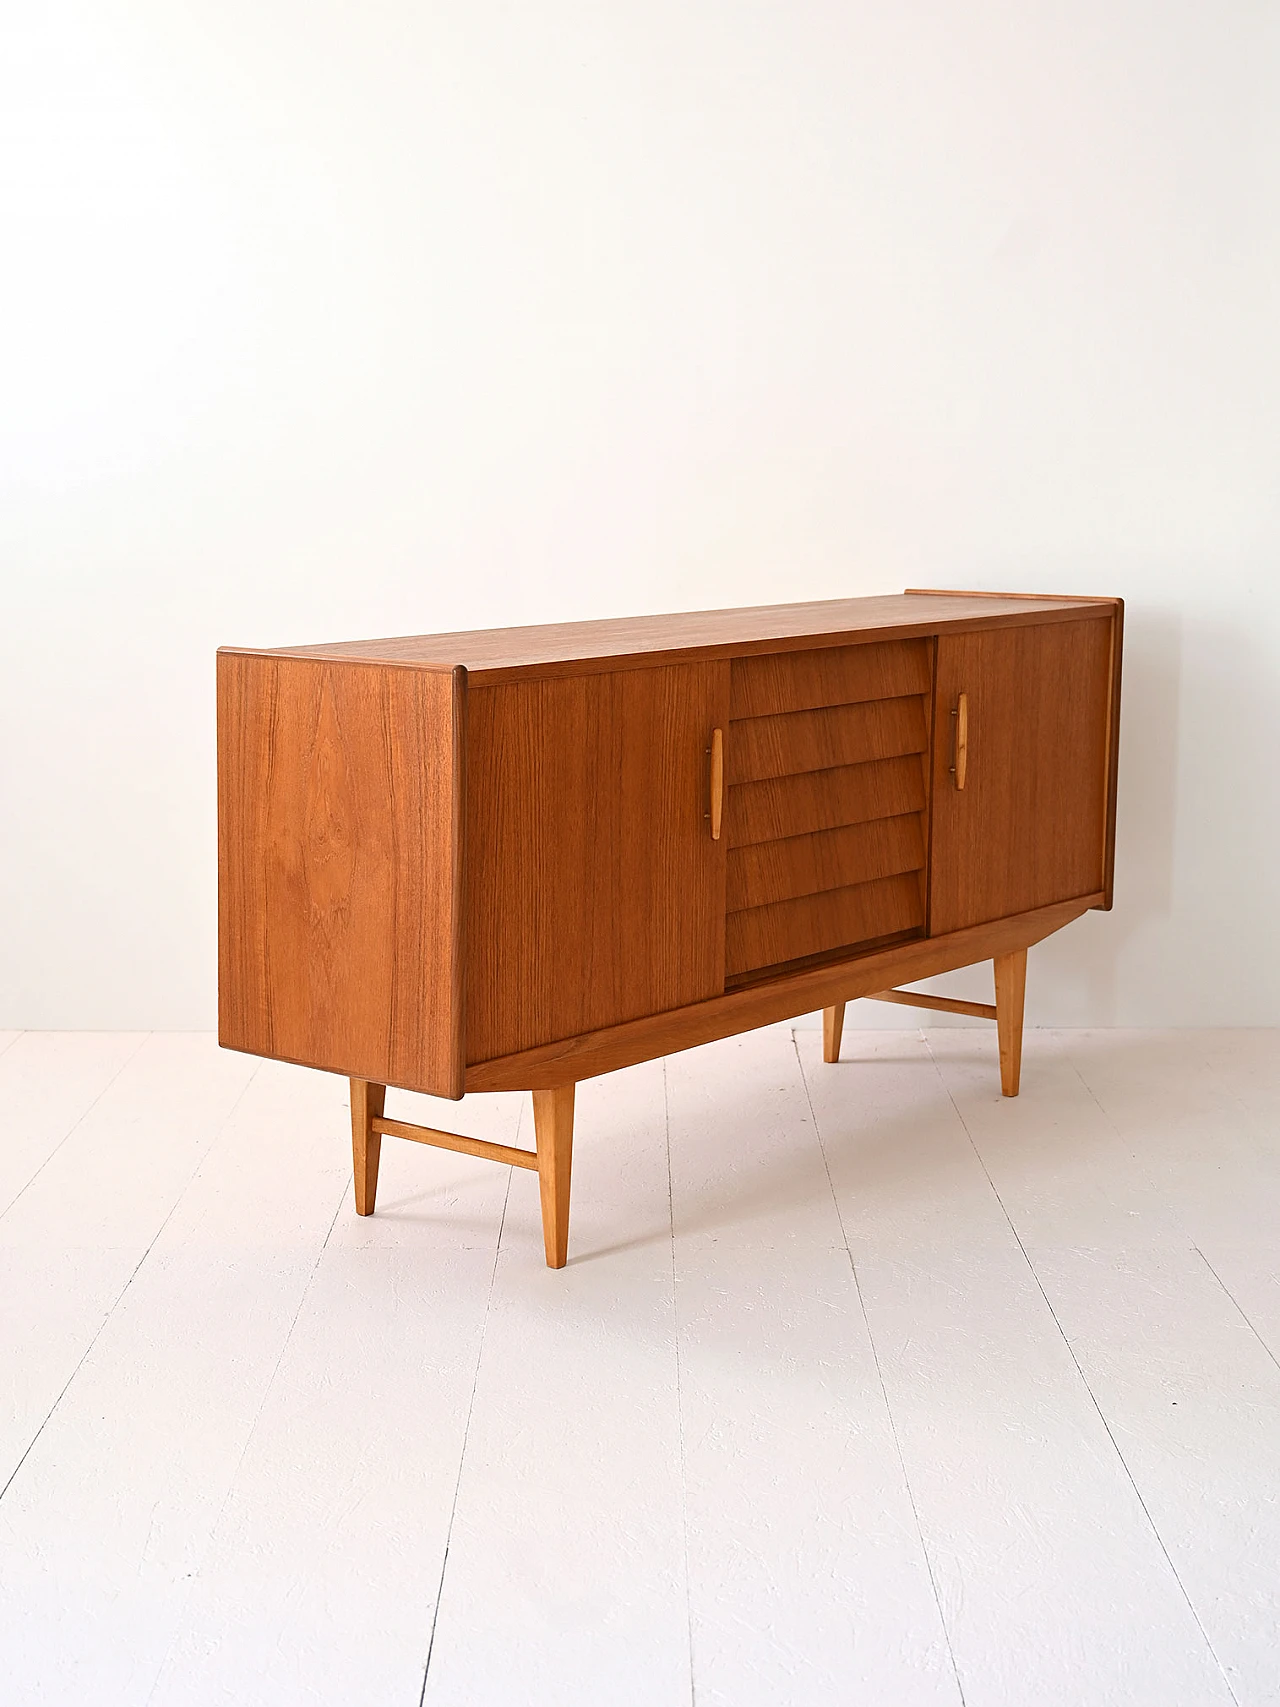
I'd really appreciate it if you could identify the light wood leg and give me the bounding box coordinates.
[350,1078,386,1214]
[532,1084,575,1269]
[994,949,1027,1098]
[823,1003,846,1064]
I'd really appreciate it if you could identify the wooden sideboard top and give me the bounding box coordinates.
[219,590,1118,684]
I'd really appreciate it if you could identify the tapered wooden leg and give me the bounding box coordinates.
[350,1078,387,1215]
[823,1003,846,1064]
[532,1084,575,1269]
[994,949,1027,1098]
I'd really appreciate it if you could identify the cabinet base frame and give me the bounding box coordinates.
[350,1083,577,1270]
[823,945,1028,1097]
[348,900,1094,1268]
[466,895,1098,1094]
[863,989,997,1021]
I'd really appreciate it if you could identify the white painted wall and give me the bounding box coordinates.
[2,1,1277,1029]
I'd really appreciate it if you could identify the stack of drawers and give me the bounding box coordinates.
[723,638,934,980]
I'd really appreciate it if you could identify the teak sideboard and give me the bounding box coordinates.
[218,590,1122,1267]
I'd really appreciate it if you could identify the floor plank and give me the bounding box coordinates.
[980,1029,1280,1707]
[423,1062,691,1707]
[798,1028,1236,1707]
[1,1028,1277,1707]
[1064,1030,1280,1255]
[1059,1031,1280,1365]
[0,1034,257,1485]
[0,1057,352,1706]
[144,1085,518,1707]
[1188,1243,1280,1429]
[0,1029,144,1218]
[667,1024,960,1707]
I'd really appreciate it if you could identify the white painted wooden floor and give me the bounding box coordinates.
[1,1024,1277,1706]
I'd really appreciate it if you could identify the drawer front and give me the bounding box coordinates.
[726,814,925,912]
[725,639,932,979]
[726,695,927,785]
[726,871,925,978]
[728,754,927,846]
[729,638,931,718]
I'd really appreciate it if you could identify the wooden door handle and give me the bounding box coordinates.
[708,727,724,839]
[951,693,968,789]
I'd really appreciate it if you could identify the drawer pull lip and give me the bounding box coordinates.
[708,727,725,840]
[950,693,968,789]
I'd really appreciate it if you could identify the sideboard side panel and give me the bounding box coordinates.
[1100,600,1124,909]
[218,654,465,1097]
[465,663,729,1062]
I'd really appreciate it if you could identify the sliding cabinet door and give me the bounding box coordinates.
[466,661,729,1062]
[929,616,1116,936]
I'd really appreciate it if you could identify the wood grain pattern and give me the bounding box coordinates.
[728,754,927,847]
[709,726,724,841]
[466,896,1101,1092]
[729,638,931,719]
[350,1078,386,1215]
[228,595,1112,684]
[726,695,928,785]
[726,871,924,976]
[726,814,925,912]
[533,1084,575,1269]
[217,654,465,1097]
[929,617,1113,936]
[865,989,997,1019]
[952,692,968,789]
[994,948,1028,1096]
[724,641,934,977]
[905,588,1122,604]
[822,1004,845,1063]
[465,663,729,1063]
[218,591,1120,1241]
[371,1115,538,1171]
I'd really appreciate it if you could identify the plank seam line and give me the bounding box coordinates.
[1194,1247,1280,1379]
[664,1060,697,1707]
[0,1050,259,1519]
[143,1078,349,1707]
[417,1129,515,1705]
[792,1030,968,1707]
[0,1030,151,1226]
[925,1036,1242,1707]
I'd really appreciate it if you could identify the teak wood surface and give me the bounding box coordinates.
[727,753,929,846]
[994,949,1029,1097]
[929,617,1113,935]
[217,653,465,1098]
[726,815,926,913]
[464,663,729,1062]
[725,870,924,978]
[727,636,933,718]
[464,895,1101,1092]
[217,589,1123,1268]
[726,695,928,786]
[222,593,1115,682]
